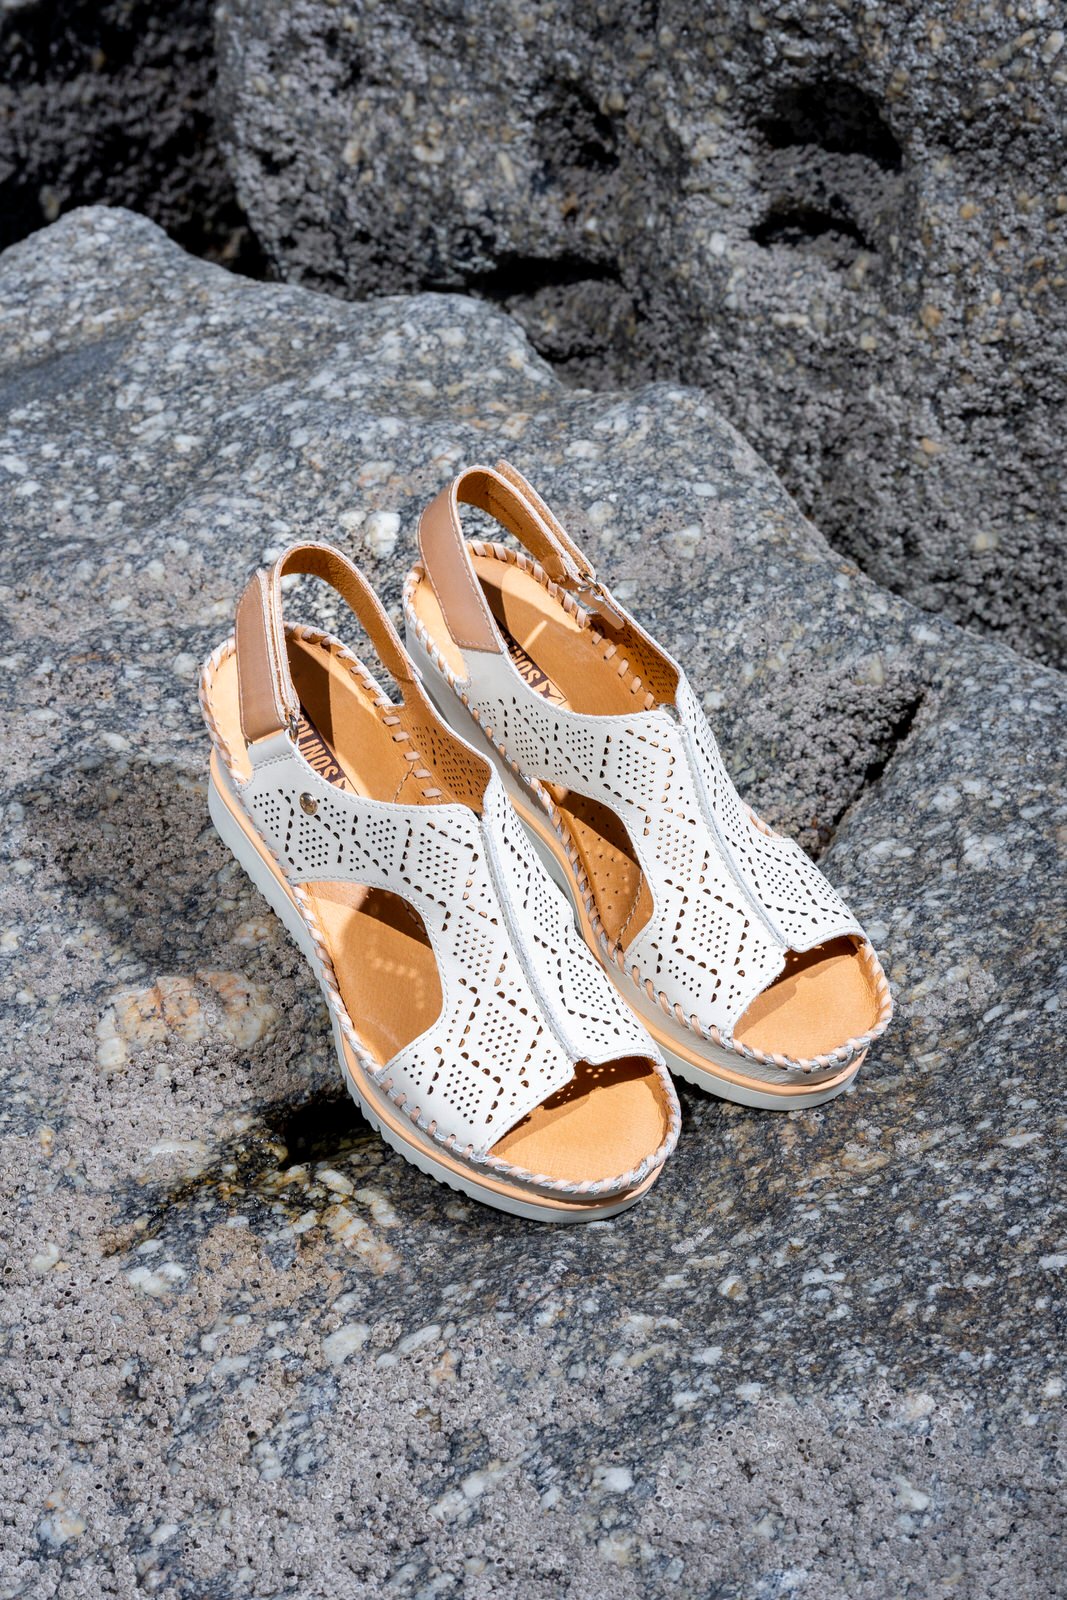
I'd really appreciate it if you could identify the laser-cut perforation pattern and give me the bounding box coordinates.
[485,785,659,1059]
[403,700,488,808]
[639,809,782,1022]
[240,753,654,1153]
[462,653,863,1037]
[675,677,858,948]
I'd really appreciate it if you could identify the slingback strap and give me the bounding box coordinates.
[235,542,415,744]
[485,461,627,626]
[492,460,596,580]
[418,461,623,655]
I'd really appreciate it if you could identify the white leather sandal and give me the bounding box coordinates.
[403,463,893,1110]
[199,543,679,1221]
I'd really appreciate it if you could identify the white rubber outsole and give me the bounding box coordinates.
[208,768,655,1223]
[407,630,863,1112]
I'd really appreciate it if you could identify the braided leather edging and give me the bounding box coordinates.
[198,635,680,1198]
[403,559,894,1079]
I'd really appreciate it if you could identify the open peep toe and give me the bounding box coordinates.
[200,543,679,1220]
[403,463,892,1110]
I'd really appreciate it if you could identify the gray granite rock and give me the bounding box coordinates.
[0,208,1063,1599]
[215,0,1067,667]
[0,0,262,270]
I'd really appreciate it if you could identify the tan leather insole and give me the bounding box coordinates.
[308,883,443,1062]
[419,559,882,1059]
[543,788,653,947]
[287,637,432,805]
[493,1056,669,1181]
[733,937,877,1055]
[206,635,670,1181]
[476,560,647,717]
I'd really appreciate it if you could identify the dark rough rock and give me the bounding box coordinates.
[0,0,263,270]
[215,0,1067,666]
[0,208,1063,1598]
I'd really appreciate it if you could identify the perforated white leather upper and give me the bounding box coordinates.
[238,736,658,1154]
[457,651,864,1040]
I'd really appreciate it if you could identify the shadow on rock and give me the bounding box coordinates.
[20,754,228,970]
[20,754,379,1167]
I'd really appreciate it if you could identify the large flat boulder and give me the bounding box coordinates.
[215,0,1067,666]
[0,208,1061,1597]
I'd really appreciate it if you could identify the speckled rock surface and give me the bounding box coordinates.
[1,208,1063,1599]
[0,0,262,270]
[216,0,1067,666]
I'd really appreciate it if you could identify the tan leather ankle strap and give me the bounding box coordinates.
[490,460,595,579]
[418,461,610,654]
[235,542,415,744]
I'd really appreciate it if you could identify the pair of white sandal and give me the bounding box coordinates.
[200,462,892,1221]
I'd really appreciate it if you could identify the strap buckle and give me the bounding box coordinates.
[570,576,626,629]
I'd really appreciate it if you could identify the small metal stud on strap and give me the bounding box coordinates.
[569,575,627,629]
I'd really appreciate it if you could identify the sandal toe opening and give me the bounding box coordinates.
[490,1056,674,1188]
[733,935,883,1062]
